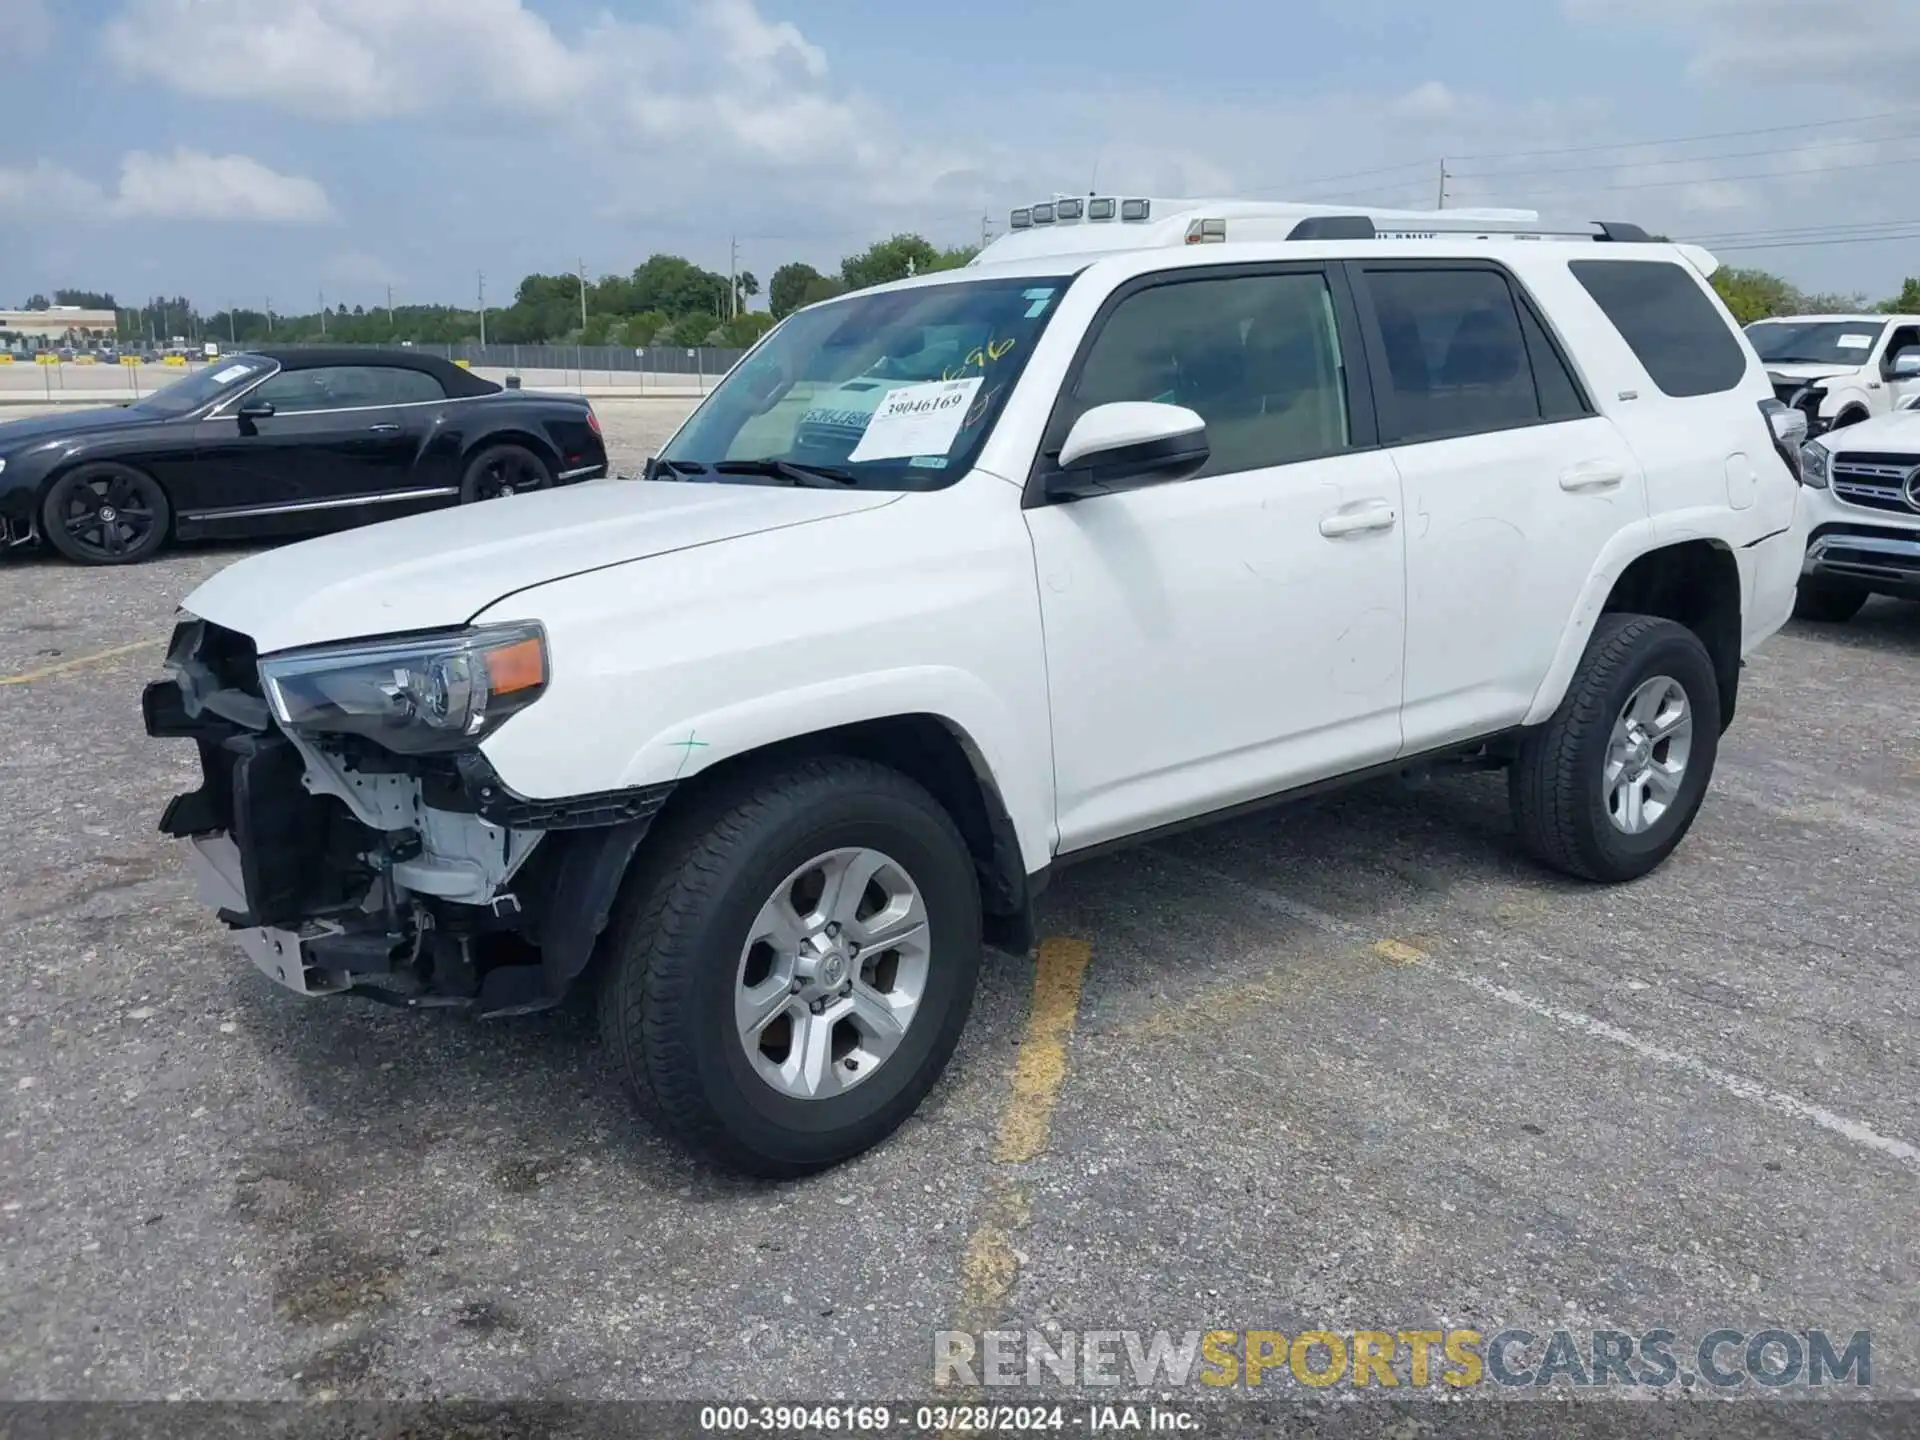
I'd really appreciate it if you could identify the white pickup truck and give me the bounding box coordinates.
[143,197,1810,1175]
[1747,313,1920,436]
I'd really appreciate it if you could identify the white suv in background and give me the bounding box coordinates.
[143,197,1809,1175]
[1747,313,1920,435]
[1796,400,1920,621]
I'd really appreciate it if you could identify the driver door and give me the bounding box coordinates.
[1022,264,1407,854]
[190,365,415,522]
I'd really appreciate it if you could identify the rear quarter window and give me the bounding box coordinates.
[1569,259,1748,399]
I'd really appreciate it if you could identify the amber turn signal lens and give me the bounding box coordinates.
[483,636,546,695]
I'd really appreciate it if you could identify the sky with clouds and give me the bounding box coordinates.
[1,0,1917,312]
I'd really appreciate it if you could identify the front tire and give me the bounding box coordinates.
[40,464,170,565]
[459,443,552,503]
[598,757,983,1177]
[1510,614,1721,883]
[1792,576,1869,623]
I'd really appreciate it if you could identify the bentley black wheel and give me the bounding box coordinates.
[460,444,553,503]
[41,464,171,566]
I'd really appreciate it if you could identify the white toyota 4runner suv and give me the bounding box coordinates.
[1746,312,1920,436]
[144,198,1810,1175]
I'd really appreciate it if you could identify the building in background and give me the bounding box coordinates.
[0,307,118,355]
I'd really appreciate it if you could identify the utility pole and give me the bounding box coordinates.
[1436,158,1450,210]
[477,271,486,347]
[578,258,588,334]
[387,284,394,331]
[318,288,327,338]
[228,306,236,344]
[728,236,738,321]
[981,211,993,250]
[264,296,272,335]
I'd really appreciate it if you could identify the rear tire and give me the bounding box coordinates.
[1792,576,1869,623]
[459,443,552,503]
[598,756,983,1177]
[1510,614,1720,883]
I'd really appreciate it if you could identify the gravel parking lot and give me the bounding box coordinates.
[3,395,1919,1413]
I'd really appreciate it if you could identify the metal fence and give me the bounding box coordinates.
[272,340,751,379]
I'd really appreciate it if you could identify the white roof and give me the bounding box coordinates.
[973,195,1719,277]
[1749,314,1913,325]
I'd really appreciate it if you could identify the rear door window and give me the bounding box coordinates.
[1357,267,1578,442]
[1570,259,1748,398]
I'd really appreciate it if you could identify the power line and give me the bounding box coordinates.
[1450,128,1920,183]
[1242,105,1920,204]
[1714,230,1920,253]
[1452,150,1920,200]
[1446,105,1920,162]
[1684,217,1920,242]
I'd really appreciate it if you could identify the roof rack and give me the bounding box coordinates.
[973,197,1714,272]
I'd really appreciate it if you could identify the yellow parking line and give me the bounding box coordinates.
[0,638,164,686]
[993,936,1094,1164]
[950,935,1094,1343]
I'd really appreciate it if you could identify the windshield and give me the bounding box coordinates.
[1746,321,1886,366]
[658,275,1073,489]
[129,357,273,418]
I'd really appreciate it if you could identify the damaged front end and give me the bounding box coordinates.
[143,617,672,1016]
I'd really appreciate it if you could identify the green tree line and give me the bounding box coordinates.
[25,234,980,351]
[30,248,1919,349]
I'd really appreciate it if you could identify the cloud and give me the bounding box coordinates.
[99,0,958,201]
[103,0,586,119]
[0,151,332,224]
[1394,82,1458,120]
[1565,0,1920,98]
[0,0,53,57]
[113,151,335,223]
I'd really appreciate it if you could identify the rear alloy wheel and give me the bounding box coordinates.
[1792,576,1869,623]
[459,443,553,503]
[1510,614,1721,882]
[41,463,170,565]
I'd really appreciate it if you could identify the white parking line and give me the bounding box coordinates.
[1153,849,1920,1175]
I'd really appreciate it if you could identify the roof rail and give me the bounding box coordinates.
[973,196,1687,266]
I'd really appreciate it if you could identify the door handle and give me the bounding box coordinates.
[1559,461,1624,493]
[367,422,401,433]
[1318,501,1397,538]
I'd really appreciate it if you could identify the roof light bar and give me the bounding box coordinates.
[1009,207,1032,229]
[1055,197,1084,221]
[1031,202,1056,224]
[1088,197,1116,221]
[1120,198,1151,222]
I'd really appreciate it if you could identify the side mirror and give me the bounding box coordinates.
[237,399,275,421]
[1889,348,1920,379]
[1044,401,1209,502]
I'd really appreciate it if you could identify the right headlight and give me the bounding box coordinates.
[258,622,548,755]
[1800,439,1831,489]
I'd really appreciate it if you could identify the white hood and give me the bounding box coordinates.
[182,478,899,653]
[1821,408,1920,457]
[1765,363,1857,384]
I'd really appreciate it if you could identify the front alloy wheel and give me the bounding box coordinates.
[736,847,931,1100]
[599,756,982,1176]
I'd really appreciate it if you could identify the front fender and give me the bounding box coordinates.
[1817,385,1875,422]
[470,478,1058,874]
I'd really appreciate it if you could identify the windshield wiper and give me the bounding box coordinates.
[647,457,709,480]
[711,459,860,488]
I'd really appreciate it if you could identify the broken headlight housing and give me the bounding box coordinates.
[259,622,548,755]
